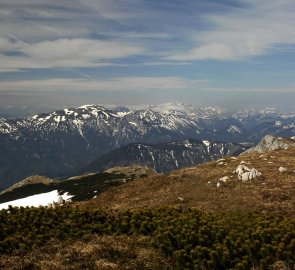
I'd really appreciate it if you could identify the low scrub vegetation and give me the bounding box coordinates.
[0,206,294,269]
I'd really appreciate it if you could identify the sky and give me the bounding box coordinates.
[1,0,295,116]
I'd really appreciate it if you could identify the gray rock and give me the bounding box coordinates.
[234,165,261,181]
[245,135,294,153]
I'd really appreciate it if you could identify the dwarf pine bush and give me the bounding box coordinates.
[0,206,294,269]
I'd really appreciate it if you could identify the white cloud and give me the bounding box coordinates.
[0,38,144,71]
[166,0,295,61]
[1,0,295,71]
[0,77,207,92]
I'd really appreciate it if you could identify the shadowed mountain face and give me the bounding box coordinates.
[83,139,246,173]
[0,103,295,189]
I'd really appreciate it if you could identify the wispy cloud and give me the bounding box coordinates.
[166,0,295,61]
[0,77,207,92]
[2,0,295,68]
[0,38,144,71]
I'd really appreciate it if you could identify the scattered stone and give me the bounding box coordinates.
[217,158,226,162]
[240,161,250,165]
[279,167,288,173]
[178,197,184,202]
[207,181,211,184]
[230,157,238,160]
[219,176,229,183]
[216,182,221,188]
[217,162,227,166]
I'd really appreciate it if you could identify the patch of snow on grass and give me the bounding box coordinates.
[0,190,73,209]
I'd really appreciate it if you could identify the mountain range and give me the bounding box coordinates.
[83,139,246,174]
[0,102,295,189]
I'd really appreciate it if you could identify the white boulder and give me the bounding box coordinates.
[234,165,261,181]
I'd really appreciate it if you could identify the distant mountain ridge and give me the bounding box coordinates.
[0,102,295,189]
[83,138,246,173]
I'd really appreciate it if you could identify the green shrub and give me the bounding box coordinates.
[0,206,294,269]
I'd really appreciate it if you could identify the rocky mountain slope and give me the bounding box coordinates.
[0,102,295,189]
[83,139,246,173]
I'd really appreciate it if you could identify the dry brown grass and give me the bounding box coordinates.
[0,235,172,270]
[83,148,295,215]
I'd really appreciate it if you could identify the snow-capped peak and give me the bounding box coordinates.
[146,102,197,114]
[78,104,97,109]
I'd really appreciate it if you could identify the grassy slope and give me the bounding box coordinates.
[85,148,295,215]
[0,235,172,270]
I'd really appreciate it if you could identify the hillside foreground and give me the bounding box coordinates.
[85,148,295,215]
[0,146,294,269]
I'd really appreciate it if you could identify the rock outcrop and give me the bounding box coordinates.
[245,135,295,154]
[234,165,261,181]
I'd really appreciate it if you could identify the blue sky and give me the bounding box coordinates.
[0,0,295,115]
